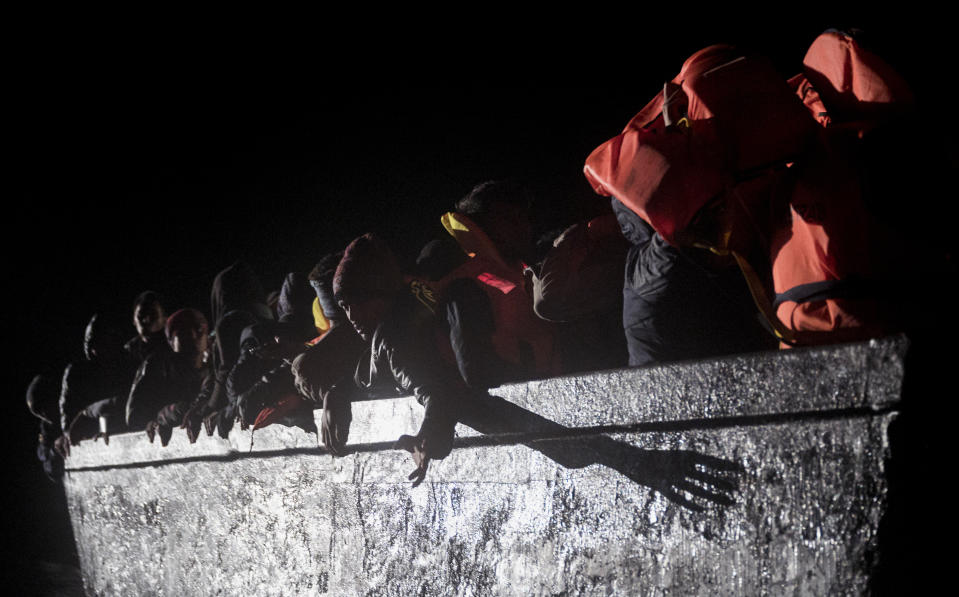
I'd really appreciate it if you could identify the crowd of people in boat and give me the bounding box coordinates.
[26,30,948,486]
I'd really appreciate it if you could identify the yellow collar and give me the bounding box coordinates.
[441,212,514,271]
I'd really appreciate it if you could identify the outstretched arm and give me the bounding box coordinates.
[380,326,463,486]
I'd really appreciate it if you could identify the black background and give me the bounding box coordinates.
[5,15,949,578]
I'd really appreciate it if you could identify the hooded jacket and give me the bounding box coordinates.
[196,261,273,436]
[354,285,463,459]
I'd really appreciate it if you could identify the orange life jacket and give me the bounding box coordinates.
[584,45,816,245]
[769,132,893,343]
[769,30,915,344]
[252,394,310,431]
[801,29,914,136]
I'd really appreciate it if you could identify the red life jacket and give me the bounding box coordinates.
[769,30,915,344]
[801,30,914,136]
[432,213,561,381]
[584,45,816,245]
[252,394,310,431]
[769,133,893,343]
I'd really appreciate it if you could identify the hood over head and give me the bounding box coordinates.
[309,251,345,326]
[83,313,127,362]
[276,272,318,342]
[25,374,59,425]
[210,261,273,327]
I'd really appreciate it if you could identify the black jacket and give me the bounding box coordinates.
[226,272,316,429]
[123,331,169,364]
[125,349,213,430]
[614,199,774,366]
[196,262,273,436]
[354,286,466,458]
[59,360,134,430]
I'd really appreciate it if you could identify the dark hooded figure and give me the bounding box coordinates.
[308,251,347,332]
[125,308,213,445]
[58,313,136,446]
[188,261,273,438]
[227,272,318,433]
[26,374,65,480]
[613,199,775,366]
[123,290,170,364]
[337,233,470,486]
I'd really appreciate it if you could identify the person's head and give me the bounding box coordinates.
[132,291,167,341]
[275,272,319,343]
[309,251,346,327]
[164,308,209,361]
[456,180,534,263]
[25,374,58,425]
[83,313,125,362]
[210,261,271,325]
[333,234,403,341]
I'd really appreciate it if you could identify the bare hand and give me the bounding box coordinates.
[395,434,430,488]
[202,411,218,438]
[321,386,352,456]
[54,435,70,459]
[145,420,173,446]
[184,418,202,443]
[145,420,158,444]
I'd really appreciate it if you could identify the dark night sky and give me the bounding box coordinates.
[5,17,949,569]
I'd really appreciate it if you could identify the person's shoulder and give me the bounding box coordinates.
[62,358,94,381]
[139,346,180,374]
